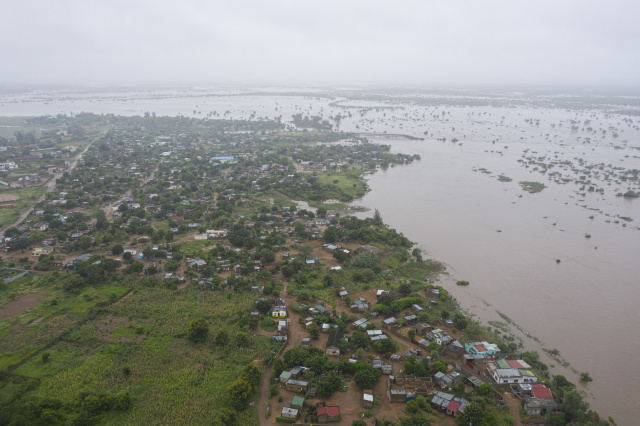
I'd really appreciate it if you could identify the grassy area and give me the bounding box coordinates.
[0,117,43,138]
[0,284,282,425]
[315,171,367,200]
[0,185,48,228]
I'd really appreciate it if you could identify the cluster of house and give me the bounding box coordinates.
[277,368,341,423]
[411,322,454,348]
[430,391,470,417]
[193,229,228,240]
[0,162,18,170]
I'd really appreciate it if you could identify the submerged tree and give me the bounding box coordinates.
[373,208,383,225]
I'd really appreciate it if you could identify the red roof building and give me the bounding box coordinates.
[317,406,340,422]
[506,360,526,369]
[532,384,553,399]
[447,400,461,413]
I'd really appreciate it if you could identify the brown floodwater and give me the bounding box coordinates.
[3,87,639,423]
[352,138,640,424]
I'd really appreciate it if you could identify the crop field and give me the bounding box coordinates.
[0,281,282,425]
[0,186,47,228]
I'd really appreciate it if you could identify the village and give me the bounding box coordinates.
[0,114,602,426]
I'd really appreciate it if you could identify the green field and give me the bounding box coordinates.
[0,280,281,425]
[315,171,367,200]
[0,186,48,228]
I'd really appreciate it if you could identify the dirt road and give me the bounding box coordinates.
[0,143,91,234]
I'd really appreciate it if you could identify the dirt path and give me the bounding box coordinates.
[257,280,296,426]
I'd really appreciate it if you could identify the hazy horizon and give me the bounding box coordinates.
[2,1,640,88]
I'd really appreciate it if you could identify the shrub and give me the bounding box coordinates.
[115,391,131,411]
[269,384,279,397]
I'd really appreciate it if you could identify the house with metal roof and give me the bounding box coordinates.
[487,359,538,384]
[291,395,304,409]
[465,341,500,357]
[326,330,344,356]
[286,379,309,392]
[430,391,470,417]
[281,407,298,419]
[279,370,292,383]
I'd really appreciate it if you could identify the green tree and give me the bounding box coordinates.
[560,389,590,424]
[354,366,381,389]
[128,261,144,273]
[112,244,124,255]
[579,371,593,382]
[165,260,180,272]
[255,299,272,314]
[432,361,447,373]
[115,391,131,411]
[457,401,484,425]
[398,282,412,297]
[353,251,378,269]
[227,377,254,410]
[373,209,383,225]
[215,329,230,346]
[212,408,236,426]
[187,318,209,343]
[307,322,320,339]
[240,363,262,388]
[78,235,92,252]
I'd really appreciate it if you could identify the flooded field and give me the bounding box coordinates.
[1,86,639,422]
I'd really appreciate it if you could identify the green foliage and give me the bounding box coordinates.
[353,251,379,269]
[239,363,262,389]
[187,317,209,343]
[255,299,272,314]
[579,371,593,382]
[317,375,344,398]
[519,181,546,193]
[213,408,237,426]
[269,384,279,397]
[227,377,254,410]
[456,400,484,425]
[115,390,131,411]
[354,363,382,389]
[307,322,320,339]
[215,329,230,346]
[432,361,447,373]
[373,338,398,354]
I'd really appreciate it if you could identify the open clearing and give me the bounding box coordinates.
[0,194,20,202]
[0,293,47,321]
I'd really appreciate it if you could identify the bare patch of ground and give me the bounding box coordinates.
[0,293,47,321]
[94,313,152,343]
[0,194,20,202]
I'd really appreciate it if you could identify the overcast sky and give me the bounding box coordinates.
[2,0,639,87]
